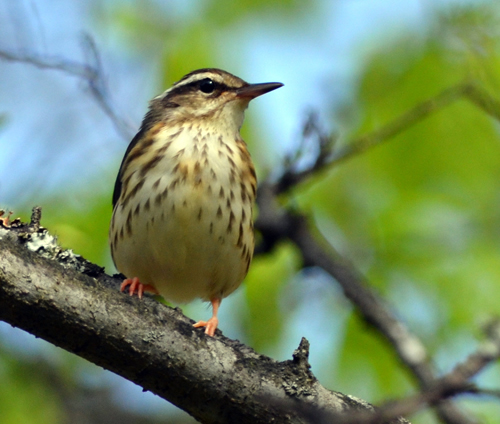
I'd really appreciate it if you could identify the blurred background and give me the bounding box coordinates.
[1,0,500,423]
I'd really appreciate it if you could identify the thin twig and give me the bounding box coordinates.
[274,81,500,195]
[463,83,500,121]
[333,319,500,424]
[328,84,469,167]
[277,111,337,193]
[0,37,135,140]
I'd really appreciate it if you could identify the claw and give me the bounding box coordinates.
[193,298,221,336]
[120,277,159,299]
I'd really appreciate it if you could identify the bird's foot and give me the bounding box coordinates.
[193,298,221,337]
[193,316,219,337]
[120,277,159,299]
[0,210,12,227]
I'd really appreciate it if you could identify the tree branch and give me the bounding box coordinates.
[0,35,135,140]
[255,186,478,424]
[273,81,500,196]
[334,319,500,424]
[0,210,408,424]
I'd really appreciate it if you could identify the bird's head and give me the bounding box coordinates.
[148,68,283,131]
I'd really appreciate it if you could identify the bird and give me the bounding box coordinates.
[109,68,283,336]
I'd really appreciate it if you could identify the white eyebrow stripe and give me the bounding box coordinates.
[177,73,220,86]
[153,73,222,100]
[153,70,244,101]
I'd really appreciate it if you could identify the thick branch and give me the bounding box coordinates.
[0,215,405,424]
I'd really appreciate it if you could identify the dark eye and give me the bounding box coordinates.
[199,78,215,93]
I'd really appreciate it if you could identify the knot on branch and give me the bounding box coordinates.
[292,337,311,369]
[280,337,317,398]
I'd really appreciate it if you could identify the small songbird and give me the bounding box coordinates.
[109,68,283,336]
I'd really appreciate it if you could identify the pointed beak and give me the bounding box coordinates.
[236,82,283,99]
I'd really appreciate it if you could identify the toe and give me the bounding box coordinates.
[119,278,157,299]
[193,317,219,337]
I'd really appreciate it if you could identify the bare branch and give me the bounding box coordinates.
[277,112,337,193]
[0,36,135,140]
[327,84,468,168]
[255,186,477,424]
[0,210,404,424]
[274,81,500,195]
[335,319,500,424]
[463,83,500,121]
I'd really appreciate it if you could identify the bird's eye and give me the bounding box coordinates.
[199,79,215,94]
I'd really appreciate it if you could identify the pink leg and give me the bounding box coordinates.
[193,298,221,337]
[120,277,159,299]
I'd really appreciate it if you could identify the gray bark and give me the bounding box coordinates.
[0,216,408,424]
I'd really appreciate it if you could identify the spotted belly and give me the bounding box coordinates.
[109,134,256,303]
